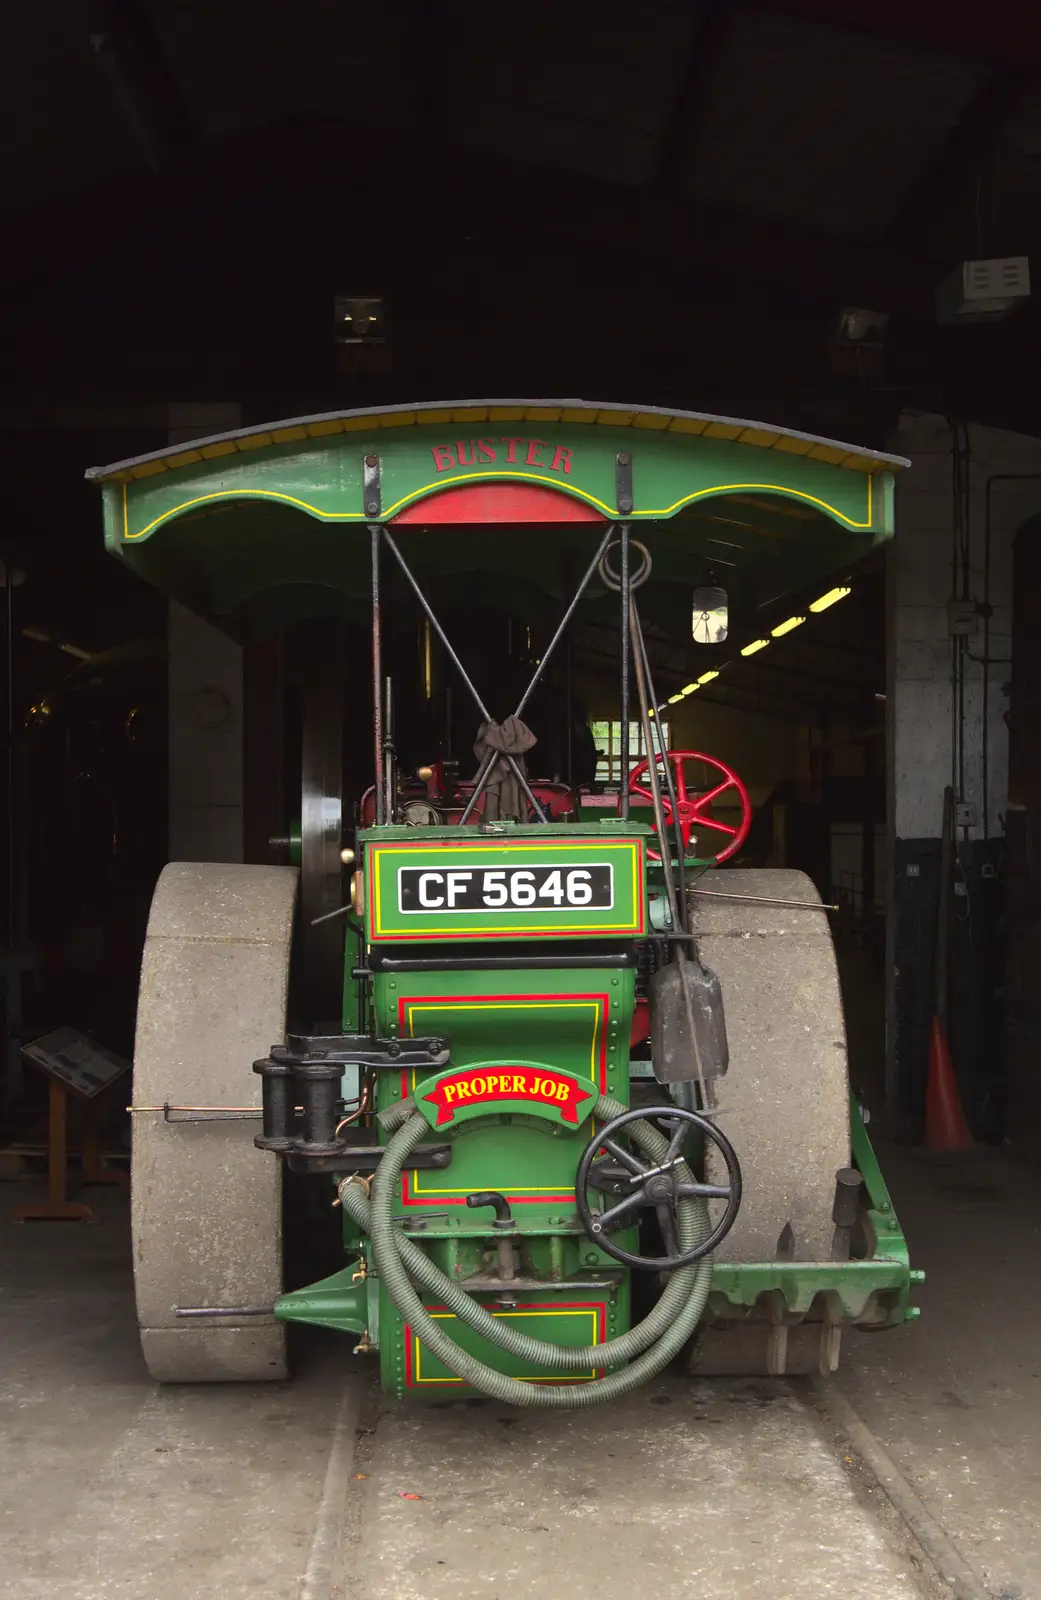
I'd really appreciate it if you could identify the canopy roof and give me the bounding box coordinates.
[87,399,907,638]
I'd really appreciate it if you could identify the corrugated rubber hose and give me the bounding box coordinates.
[341,1093,713,1408]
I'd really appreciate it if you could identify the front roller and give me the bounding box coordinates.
[132,862,298,1382]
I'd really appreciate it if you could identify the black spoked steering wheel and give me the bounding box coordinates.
[575,1105,742,1272]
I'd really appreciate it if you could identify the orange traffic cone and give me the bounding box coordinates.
[924,1016,973,1152]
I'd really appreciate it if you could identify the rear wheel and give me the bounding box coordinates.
[687,868,851,1375]
[131,862,298,1382]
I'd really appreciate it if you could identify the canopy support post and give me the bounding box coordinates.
[368,523,385,825]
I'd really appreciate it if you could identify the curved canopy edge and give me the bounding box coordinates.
[86,397,908,485]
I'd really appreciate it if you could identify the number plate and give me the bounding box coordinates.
[398,863,613,914]
[364,833,645,942]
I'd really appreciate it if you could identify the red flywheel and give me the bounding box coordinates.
[621,749,752,864]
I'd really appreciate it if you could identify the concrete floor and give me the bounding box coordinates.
[844,1143,1041,1600]
[1,1138,1038,1600]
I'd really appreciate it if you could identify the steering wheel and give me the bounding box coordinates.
[623,749,752,864]
[575,1105,742,1271]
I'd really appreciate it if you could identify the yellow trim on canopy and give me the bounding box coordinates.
[121,471,875,542]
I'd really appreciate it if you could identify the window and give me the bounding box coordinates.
[589,720,670,786]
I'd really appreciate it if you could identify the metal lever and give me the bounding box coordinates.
[830,1166,864,1260]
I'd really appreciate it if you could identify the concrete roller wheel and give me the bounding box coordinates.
[692,869,850,1265]
[132,862,298,1382]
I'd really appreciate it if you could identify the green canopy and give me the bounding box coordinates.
[87,399,905,638]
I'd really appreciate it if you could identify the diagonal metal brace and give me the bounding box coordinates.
[381,528,548,822]
[461,522,616,821]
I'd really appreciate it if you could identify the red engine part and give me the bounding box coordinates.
[621,749,752,865]
[359,776,579,826]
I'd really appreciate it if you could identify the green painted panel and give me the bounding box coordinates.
[363,823,647,943]
[374,962,633,1218]
[379,1279,630,1401]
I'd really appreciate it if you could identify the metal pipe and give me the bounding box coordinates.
[383,675,395,822]
[461,524,615,822]
[175,1305,274,1318]
[630,609,680,934]
[3,556,14,948]
[619,525,631,817]
[383,529,546,821]
[631,600,687,928]
[516,525,615,721]
[979,473,1041,840]
[369,525,385,825]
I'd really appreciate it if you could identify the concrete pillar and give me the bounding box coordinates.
[166,403,244,862]
[886,411,1041,1125]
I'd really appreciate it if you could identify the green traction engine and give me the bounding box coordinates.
[91,397,920,1405]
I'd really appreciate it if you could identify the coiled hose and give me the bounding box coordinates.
[341,1092,713,1408]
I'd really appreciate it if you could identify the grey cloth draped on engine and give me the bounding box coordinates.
[472,716,537,820]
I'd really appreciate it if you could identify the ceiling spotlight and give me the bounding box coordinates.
[668,694,684,704]
[334,294,386,345]
[835,307,889,347]
[681,683,699,695]
[741,639,769,656]
[697,670,719,685]
[771,616,805,638]
[809,586,851,613]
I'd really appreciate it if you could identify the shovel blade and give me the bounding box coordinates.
[649,959,729,1085]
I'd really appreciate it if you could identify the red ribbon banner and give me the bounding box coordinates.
[421,1067,594,1127]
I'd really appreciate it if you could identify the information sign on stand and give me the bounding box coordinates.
[13,1028,130,1222]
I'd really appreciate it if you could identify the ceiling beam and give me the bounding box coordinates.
[653,2,732,190]
[765,1,1041,69]
[88,0,196,169]
[884,67,1039,247]
[0,112,941,315]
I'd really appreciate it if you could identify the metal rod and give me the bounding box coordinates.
[691,889,839,911]
[630,607,680,935]
[460,524,615,822]
[127,1104,270,1115]
[2,554,15,948]
[516,525,615,721]
[619,525,631,817]
[631,600,687,929]
[382,529,547,822]
[383,675,395,822]
[630,602,710,1108]
[369,525,385,824]
[310,903,351,926]
[175,1305,275,1318]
